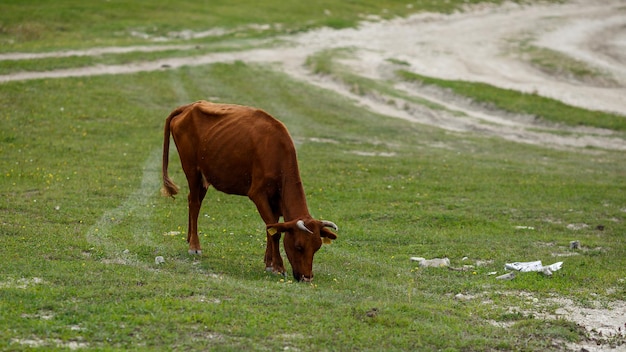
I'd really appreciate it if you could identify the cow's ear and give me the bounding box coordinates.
[321,227,337,244]
[266,222,290,235]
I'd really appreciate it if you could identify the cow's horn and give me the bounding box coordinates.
[321,220,339,231]
[296,220,313,234]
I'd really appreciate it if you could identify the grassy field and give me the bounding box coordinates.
[1,1,625,351]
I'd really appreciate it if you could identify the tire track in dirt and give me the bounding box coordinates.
[85,148,161,266]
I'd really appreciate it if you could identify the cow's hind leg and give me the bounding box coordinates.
[186,170,207,255]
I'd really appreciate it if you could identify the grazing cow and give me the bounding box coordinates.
[161,101,338,282]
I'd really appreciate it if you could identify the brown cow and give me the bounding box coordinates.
[161,101,338,282]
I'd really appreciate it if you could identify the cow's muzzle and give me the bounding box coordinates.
[295,273,313,282]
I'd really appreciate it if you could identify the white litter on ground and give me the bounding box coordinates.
[505,261,563,273]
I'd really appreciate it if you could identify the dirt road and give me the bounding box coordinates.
[280,0,626,151]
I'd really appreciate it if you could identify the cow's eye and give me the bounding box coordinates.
[295,245,304,252]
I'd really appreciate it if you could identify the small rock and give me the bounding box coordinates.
[495,272,516,280]
[476,259,494,267]
[455,293,472,301]
[411,257,450,268]
[569,240,580,249]
[567,223,589,231]
[155,256,165,265]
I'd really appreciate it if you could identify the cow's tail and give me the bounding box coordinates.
[161,105,187,198]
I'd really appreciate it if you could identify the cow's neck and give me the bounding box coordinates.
[281,178,311,221]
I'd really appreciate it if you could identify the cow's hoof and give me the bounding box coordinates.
[265,267,286,277]
[188,249,202,255]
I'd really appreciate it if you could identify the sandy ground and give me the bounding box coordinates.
[1,0,625,349]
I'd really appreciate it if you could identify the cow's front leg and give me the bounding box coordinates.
[265,231,285,276]
[249,190,285,276]
[264,232,273,271]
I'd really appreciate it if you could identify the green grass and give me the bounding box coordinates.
[1,0,625,350]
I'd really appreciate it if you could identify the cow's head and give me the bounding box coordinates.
[267,218,338,282]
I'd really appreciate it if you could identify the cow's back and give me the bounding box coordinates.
[169,101,297,196]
